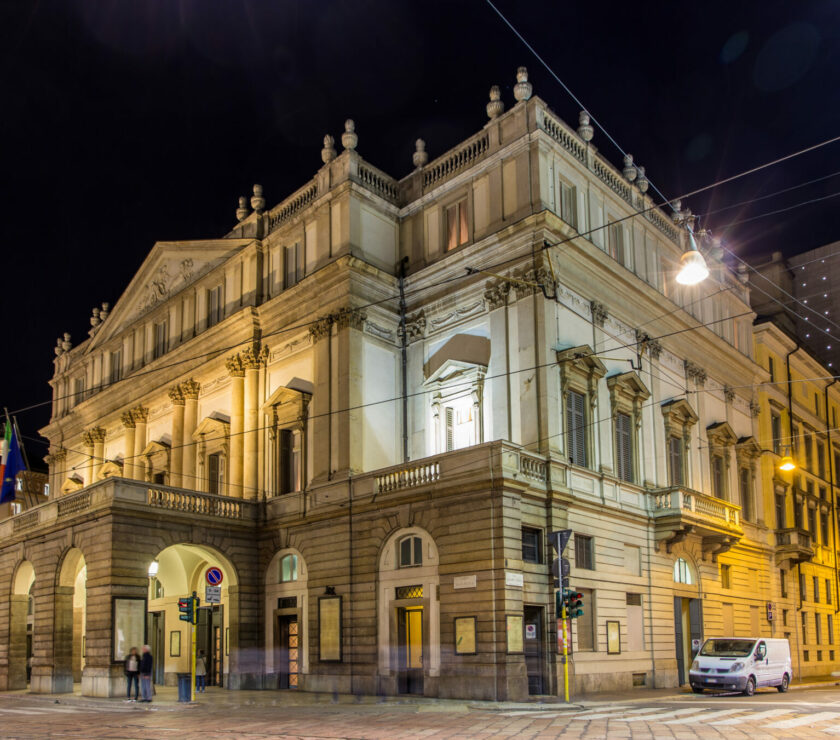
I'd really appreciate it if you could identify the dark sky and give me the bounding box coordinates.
[2,0,839,447]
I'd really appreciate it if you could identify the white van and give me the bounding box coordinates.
[689,637,792,696]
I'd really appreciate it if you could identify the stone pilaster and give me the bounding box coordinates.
[120,412,136,480]
[168,386,185,487]
[241,347,264,501]
[131,407,149,482]
[226,355,245,497]
[82,431,95,488]
[181,379,200,490]
[309,316,334,482]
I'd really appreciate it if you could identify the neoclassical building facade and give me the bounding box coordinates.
[2,67,838,699]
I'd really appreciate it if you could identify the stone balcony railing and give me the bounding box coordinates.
[650,486,742,555]
[774,527,815,565]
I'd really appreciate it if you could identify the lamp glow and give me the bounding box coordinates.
[778,456,796,472]
[676,228,710,286]
[147,560,159,577]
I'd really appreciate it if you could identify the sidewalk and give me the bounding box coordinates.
[2,673,838,715]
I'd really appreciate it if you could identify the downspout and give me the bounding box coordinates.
[348,474,354,694]
[824,379,839,614]
[489,446,499,701]
[398,257,409,463]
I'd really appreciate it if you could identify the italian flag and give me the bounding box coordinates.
[0,420,25,504]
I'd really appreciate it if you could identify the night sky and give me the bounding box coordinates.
[2,1,839,453]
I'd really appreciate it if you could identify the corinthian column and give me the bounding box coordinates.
[82,430,95,488]
[242,347,263,501]
[132,406,149,482]
[181,379,200,490]
[168,386,185,487]
[89,427,106,481]
[121,412,136,480]
[226,355,245,497]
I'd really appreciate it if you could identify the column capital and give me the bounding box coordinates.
[240,344,268,370]
[308,315,333,342]
[226,354,246,377]
[131,406,149,424]
[168,385,185,406]
[121,411,135,428]
[181,378,201,400]
[83,426,106,446]
[333,306,367,331]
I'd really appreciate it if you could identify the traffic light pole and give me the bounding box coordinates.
[191,591,197,702]
[560,599,569,703]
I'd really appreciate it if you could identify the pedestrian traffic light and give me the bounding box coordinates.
[567,589,584,619]
[178,596,195,624]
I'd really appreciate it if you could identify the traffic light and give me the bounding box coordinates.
[567,589,584,619]
[178,596,194,623]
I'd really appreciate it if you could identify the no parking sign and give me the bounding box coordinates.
[205,567,223,586]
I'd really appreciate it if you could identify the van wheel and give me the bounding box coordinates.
[777,674,790,693]
[742,677,756,697]
[692,687,704,694]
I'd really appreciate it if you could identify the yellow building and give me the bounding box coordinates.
[754,320,840,678]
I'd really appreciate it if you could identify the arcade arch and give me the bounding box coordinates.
[8,560,35,689]
[265,548,308,689]
[56,548,87,691]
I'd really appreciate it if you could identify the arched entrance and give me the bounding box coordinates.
[672,553,703,686]
[8,561,35,689]
[56,548,87,693]
[265,549,308,689]
[378,528,440,696]
[146,544,238,688]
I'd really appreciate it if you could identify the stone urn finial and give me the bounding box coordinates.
[61,333,72,352]
[251,184,265,214]
[90,307,101,328]
[342,119,358,150]
[636,166,648,193]
[54,337,64,357]
[577,111,594,142]
[486,85,505,120]
[513,66,532,102]
[622,154,637,182]
[413,138,428,169]
[236,196,249,222]
[321,134,337,164]
[100,302,110,321]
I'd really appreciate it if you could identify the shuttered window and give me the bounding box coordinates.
[711,456,724,499]
[566,390,587,467]
[668,437,683,486]
[739,468,753,520]
[560,182,577,229]
[208,453,221,495]
[445,407,454,452]
[615,412,633,482]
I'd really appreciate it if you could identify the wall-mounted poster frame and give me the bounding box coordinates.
[319,595,342,662]
[112,597,146,663]
[454,616,477,655]
[170,630,181,657]
[606,620,621,655]
[506,614,524,654]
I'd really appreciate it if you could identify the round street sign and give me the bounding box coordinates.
[206,567,223,586]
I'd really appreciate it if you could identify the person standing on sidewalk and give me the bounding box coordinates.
[124,647,140,701]
[195,650,207,693]
[139,645,154,702]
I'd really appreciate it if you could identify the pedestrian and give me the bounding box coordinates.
[139,645,154,702]
[195,650,207,692]
[124,647,140,701]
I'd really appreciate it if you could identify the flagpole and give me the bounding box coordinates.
[6,410,33,510]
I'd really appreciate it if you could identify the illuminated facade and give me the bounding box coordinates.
[1,67,833,699]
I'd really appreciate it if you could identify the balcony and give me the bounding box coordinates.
[651,486,743,558]
[774,527,814,565]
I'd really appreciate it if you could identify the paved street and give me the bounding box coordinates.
[2,685,840,739]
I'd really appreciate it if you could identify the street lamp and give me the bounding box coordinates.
[148,560,159,578]
[676,226,710,286]
[778,453,796,472]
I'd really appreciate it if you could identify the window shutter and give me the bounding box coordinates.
[669,437,683,486]
[560,183,577,229]
[278,429,294,494]
[615,412,633,482]
[208,453,220,495]
[445,407,454,451]
[566,390,587,467]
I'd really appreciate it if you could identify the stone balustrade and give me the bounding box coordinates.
[422,131,490,190]
[651,486,742,532]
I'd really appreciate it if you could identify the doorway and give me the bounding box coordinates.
[673,597,703,685]
[524,605,546,695]
[275,615,299,689]
[396,606,423,694]
[197,605,224,687]
[147,611,165,685]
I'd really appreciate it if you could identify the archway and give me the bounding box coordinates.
[671,552,703,686]
[8,561,35,689]
[56,548,87,692]
[146,544,238,688]
[265,549,308,689]
[377,527,440,696]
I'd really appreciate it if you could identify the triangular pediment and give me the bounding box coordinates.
[707,421,737,445]
[736,436,762,459]
[555,345,608,378]
[61,476,84,494]
[141,440,170,457]
[423,358,486,386]
[87,238,253,350]
[98,460,123,479]
[606,370,651,400]
[192,416,230,440]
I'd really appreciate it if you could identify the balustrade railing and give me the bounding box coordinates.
[12,510,39,532]
[519,454,547,483]
[357,163,398,203]
[58,491,91,517]
[651,487,741,529]
[376,462,440,494]
[267,181,318,233]
[423,132,490,189]
[148,488,244,519]
[539,114,586,163]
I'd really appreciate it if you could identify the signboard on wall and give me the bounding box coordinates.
[113,598,146,663]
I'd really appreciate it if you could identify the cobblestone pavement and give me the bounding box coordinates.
[2,685,840,739]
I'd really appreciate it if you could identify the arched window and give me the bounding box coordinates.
[399,536,423,568]
[674,558,694,585]
[280,554,298,583]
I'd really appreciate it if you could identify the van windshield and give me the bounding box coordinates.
[699,639,756,657]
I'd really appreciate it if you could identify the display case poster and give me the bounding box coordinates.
[319,596,342,661]
[607,620,621,655]
[113,598,146,662]
[454,616,477,655]
[506,614,524,654]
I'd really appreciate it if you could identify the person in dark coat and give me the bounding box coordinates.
[139,645,154,702]
[124,647,140,701]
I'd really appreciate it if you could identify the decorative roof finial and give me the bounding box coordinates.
[321,134,337,164]
[251,184,265,214]
[486,85,504,120]
[100,302,110,321]
[577,111,594,142]
[513,67,532,102]
[90,307,101,328]
[236,196,249,222]
[636,166,648,193]
[342,119,358,150]
[622,154,637,182]
[412,139,428,169]
[54,337,64,357]
[61,333,72,352]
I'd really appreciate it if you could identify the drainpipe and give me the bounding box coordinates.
[488,446,499,701]
[348,474,354,695]
[398,257,409,463]
[824,379,839,614]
